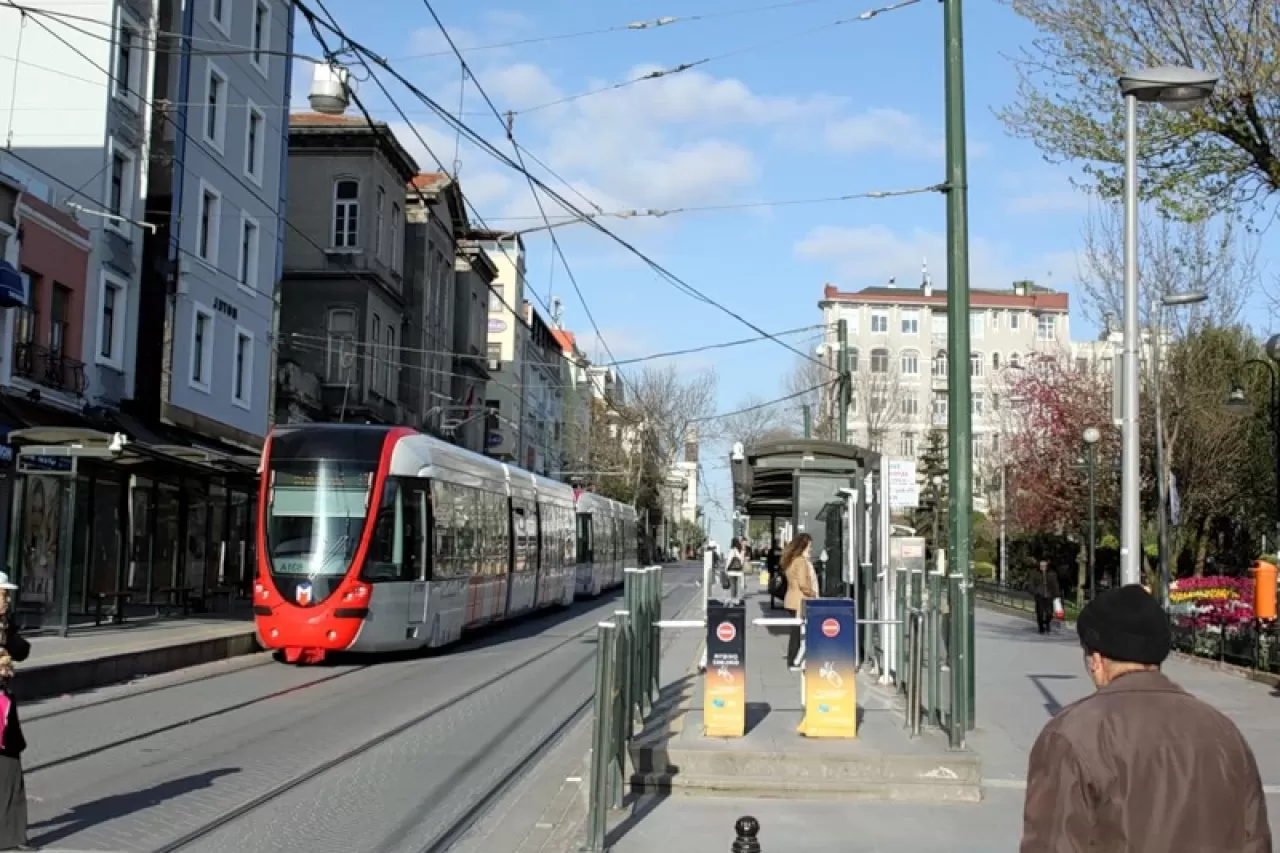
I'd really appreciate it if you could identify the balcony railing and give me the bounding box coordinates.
[13,342,87,396]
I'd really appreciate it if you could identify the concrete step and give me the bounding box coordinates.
[629,745,983,803]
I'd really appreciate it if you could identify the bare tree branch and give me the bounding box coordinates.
[626,365,719,470]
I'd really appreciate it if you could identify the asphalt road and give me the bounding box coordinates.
[22,565,702,853]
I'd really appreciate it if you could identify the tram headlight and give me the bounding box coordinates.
[342,582,370,602]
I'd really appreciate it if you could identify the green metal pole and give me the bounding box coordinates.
[837,319,850,444]
[803,404,812,439]
[586,622,617,852]
[611,610,631,809]
[943,0,975,736]
[929,568,942,727]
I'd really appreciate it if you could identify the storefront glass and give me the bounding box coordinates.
[154,480,181,595]
[128,476,153,594]
[90,473,124,597]
[184,479,208,594]
[207,481,226,591]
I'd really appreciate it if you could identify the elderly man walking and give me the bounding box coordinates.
[1021,585,1270,852]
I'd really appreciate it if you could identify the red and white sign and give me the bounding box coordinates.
[716,622,736,643]
[821,618,840,638]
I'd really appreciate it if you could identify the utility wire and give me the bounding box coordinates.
[295,3,834,373]
[692,380,836,423]
[505,0,922,116]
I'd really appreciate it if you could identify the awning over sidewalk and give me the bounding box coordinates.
[6,422,257,478]
[730,438,879,518]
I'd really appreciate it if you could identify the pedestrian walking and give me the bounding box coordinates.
[781,533,818,671]
[1021,585,1271,853]
[1030,559,1060,634]
[0,572,31,851]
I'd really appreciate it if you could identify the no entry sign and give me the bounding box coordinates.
[716,621,736,643]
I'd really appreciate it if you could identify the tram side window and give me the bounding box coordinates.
[489,490,508,576]
[431,481,461,579]
[577,514,593,563]
[365,479,408,581]
[564,507,576,567]
[402,484,428,581]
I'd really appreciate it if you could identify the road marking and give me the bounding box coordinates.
[985,778,1280,795]
[564,776,581,783]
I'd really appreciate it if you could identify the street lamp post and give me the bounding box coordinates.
[1226,336,1280,550]
[1117,66,1219,587]
[1082,427,1100,599]
[1151,290,1207,606]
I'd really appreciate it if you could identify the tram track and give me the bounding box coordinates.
[151,578,696,853]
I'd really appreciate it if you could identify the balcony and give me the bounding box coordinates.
[13,342,87,396]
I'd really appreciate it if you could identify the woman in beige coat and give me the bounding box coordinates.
[780,533,819,670]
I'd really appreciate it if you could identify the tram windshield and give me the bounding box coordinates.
[265,461,374,577]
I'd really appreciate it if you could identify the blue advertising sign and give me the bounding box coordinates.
[799,598,858,738]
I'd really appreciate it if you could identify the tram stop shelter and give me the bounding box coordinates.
[729,438,889,667]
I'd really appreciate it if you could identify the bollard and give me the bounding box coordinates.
[624,570,645,720]
[611,610,631,809]
[907,611,925,736]
[650,566,663,698]
[732,816,761,853]
[585,622,618,853]
[928,569,942,727]
[895,567,908,687]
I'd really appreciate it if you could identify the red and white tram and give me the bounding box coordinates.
[253,424,638,662]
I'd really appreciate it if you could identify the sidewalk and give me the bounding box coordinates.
[606,604,1280,852]
[16,617,260,702]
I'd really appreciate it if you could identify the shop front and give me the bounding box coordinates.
[5,427,259,635]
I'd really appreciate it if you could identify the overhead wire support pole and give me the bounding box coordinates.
[941,0,974,740]
[837,319,850,443]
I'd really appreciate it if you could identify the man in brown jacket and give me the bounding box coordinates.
[1021,585,1271,853]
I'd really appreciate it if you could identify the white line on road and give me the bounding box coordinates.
[984,778,1280,795]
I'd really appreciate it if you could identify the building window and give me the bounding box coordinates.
[870,348,889,374]
[932,392,947,424]
[970,352,984,378]
[969,311,984,340]
[390,204,401,271]
[97,272,127,368]
[244,103,266,184]
[106,143,136,234]
[488,343,502,371]
[210,0,230,36]
[197,181,221,265]
[14,271,37,347]
[932,350,947,378]
[902,393,920,417]
[251,1,270,75]
[371,314,383,392]
[190,303,214,391]
[489,284,504,312]
[333,179,359,248]
[932,312,946,335]
[901,309,919,335]
[1010,311,1022,331]
[204,62,228,149]
[374,186,385,259]
[50,284,70,357]
[326,308,356,382]
[992,352,1001,371]
[1009,352,1021,369]
[871,310,888,334]
[233,328,253,408]
[900,432,916,457]
[900,349,919,376]
[113,9,143,110]
[870,392,888,414]
[973,392,985,416]
[848,347,859,372]
[1037,314,1056,341]
[385,324,397,398]
[238,213,260,292]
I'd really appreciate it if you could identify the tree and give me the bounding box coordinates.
[1077,202,1257,330]
[675,518,707,553]
[913,428,949,551]
[998,0,1280,218]
[577,397,641,505]
[718,394,796,451]
[853,348,905,452]
[784,355,837,440]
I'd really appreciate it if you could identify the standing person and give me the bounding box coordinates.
[1031,559,1061,634]
[1021,585,1270,853]
[0,573,30,851]
[726,538,747,601]
[781,533,818,671]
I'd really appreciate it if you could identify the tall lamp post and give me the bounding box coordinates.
[1117,66,1219,586]
[1225,335,1280,550]
[1152,290,1207,607]
[1082,427,1100,599]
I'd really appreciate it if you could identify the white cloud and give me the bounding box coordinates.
[999,170,1090,215]
[824,108,944,159]
[794,224,1081,291]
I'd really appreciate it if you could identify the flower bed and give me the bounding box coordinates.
[1167,576,1277,671]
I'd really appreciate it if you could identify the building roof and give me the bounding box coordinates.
[551,329,577,353]
[821,282,1069,311]
[408,172,450,193]
[288,112,369,128]
[287,111,420,181]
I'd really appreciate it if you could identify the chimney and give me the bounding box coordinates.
[921,257,932,297]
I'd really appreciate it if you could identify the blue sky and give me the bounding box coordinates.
[290,0,1275,543]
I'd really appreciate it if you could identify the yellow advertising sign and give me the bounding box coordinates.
[704,604,746,738]
[797,600,858,738]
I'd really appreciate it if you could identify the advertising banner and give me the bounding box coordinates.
[799,598,858,738]
[703,603,746,737]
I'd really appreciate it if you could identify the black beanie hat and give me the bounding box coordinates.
[1076,585,1171,665]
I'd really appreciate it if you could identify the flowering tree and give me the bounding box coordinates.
[1004,356,1119,536]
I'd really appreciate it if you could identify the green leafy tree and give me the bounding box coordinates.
[913,429,948,552]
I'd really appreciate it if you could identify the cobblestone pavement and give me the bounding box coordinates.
[21,567,701,853]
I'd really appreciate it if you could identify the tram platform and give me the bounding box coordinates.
[626,585,980,804]
[15,616,260,703]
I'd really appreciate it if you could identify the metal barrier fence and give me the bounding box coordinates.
[584,566,663,853]
[892,563,963,744]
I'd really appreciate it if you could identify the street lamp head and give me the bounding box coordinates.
[1161,290,1208,307]
[1225,386,1252,414]
[1265,334,1280,364]
[1082,427,1101,445]
[1119,66,1218,108]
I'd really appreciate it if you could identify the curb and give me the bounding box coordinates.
[15,629,262,703]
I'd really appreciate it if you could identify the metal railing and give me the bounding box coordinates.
[892,563,963,743]
[584,566,663,853]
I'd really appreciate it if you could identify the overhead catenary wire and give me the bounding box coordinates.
[691,380,836,423]
[293,2,835,374]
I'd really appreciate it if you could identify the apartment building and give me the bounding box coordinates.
[276,113,418,425]
[553,327,591,478]
[473,229,526,463]
[519,301,564,476]
[818,277,1072,499]
[451,241,494,454]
